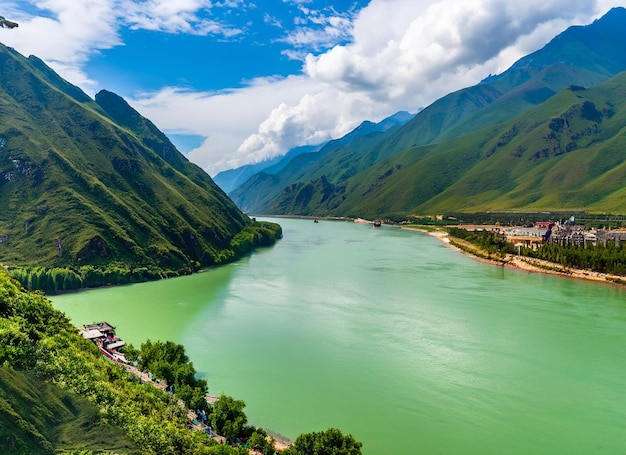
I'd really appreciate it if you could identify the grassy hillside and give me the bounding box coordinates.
[409,76,626,213]
[0,369,139,454]
[268,72,626,218]
[0,269,203,454]
[0,43,280,287]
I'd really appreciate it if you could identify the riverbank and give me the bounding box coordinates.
[415,228,626,288]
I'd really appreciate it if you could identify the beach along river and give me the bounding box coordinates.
[51,217,626,454]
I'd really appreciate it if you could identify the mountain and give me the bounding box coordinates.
[213,144,321,194]
[215,111,414,196]
[0,42,278,276]
[233,7,626,217]
[229,110,414,212]
[270,73,626,218]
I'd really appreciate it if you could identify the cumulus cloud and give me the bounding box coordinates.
[1,0,121,90]
[306,0,597,102]
[129,75,317,174]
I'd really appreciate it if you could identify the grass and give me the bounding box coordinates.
[257,72,626,219]
[0,43,257,273]
[0,368,140,455]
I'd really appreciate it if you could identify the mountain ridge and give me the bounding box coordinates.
[230,7,626,218]
[214,110,413,195]
[0,42,280,283]
[267,73,626,218]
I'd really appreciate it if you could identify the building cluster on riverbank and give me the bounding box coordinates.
[80,321,128,363]
[492,220,626,249]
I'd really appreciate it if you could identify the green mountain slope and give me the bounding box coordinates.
[414,77,626,213]
[0,43,276,276]
[234,7,626,216]
[0,368,139,454]
[230,112,412,212]
[269,73,626,218]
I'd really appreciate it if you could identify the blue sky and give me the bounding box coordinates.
[86,1,363,94]
[1,1,622,175]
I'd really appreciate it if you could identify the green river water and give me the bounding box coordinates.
[51,218,626,454]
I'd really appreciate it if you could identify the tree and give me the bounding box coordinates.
[284,428,362,455]
[210,394,247,442]
[0,318,32,367]
[248,428,275,455]
[130,339,209,411]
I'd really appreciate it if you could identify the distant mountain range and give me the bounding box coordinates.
[213,110,414,194]
[0,43,273,271]
[228,7,626,218]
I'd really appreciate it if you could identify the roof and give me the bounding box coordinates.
[80,329,104,339]
[84,322,116,333]
[505,228,548,237]
[107,340,126,350]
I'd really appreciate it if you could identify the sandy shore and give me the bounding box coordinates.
[403,227,626,288]
[267,431,292,451]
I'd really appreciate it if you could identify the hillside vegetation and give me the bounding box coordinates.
[0,43,282,290]
[0,269,209,454]
[0,368,140,454]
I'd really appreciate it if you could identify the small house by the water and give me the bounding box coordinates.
[80,321,127,363]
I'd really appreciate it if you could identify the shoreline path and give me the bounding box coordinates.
[121,363,292,451]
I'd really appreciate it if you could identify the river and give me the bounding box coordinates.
[51,218,626,454]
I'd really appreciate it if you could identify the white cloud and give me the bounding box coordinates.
[0,0,244,92]
[279,3,357,51]
[119,0,244,36]
[128,75,316,175]
[305,0,598,103]
[1,0,121,91]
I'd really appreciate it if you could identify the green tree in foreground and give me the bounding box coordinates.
[248,428,275,455]
[284,428,362,455]
[210,394,248,442]
[124,339,210,413]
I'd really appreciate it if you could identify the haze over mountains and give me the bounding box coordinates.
[0,43,265,271]
[224,7,626,218]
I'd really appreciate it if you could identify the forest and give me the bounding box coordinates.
[7,222,283,293]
